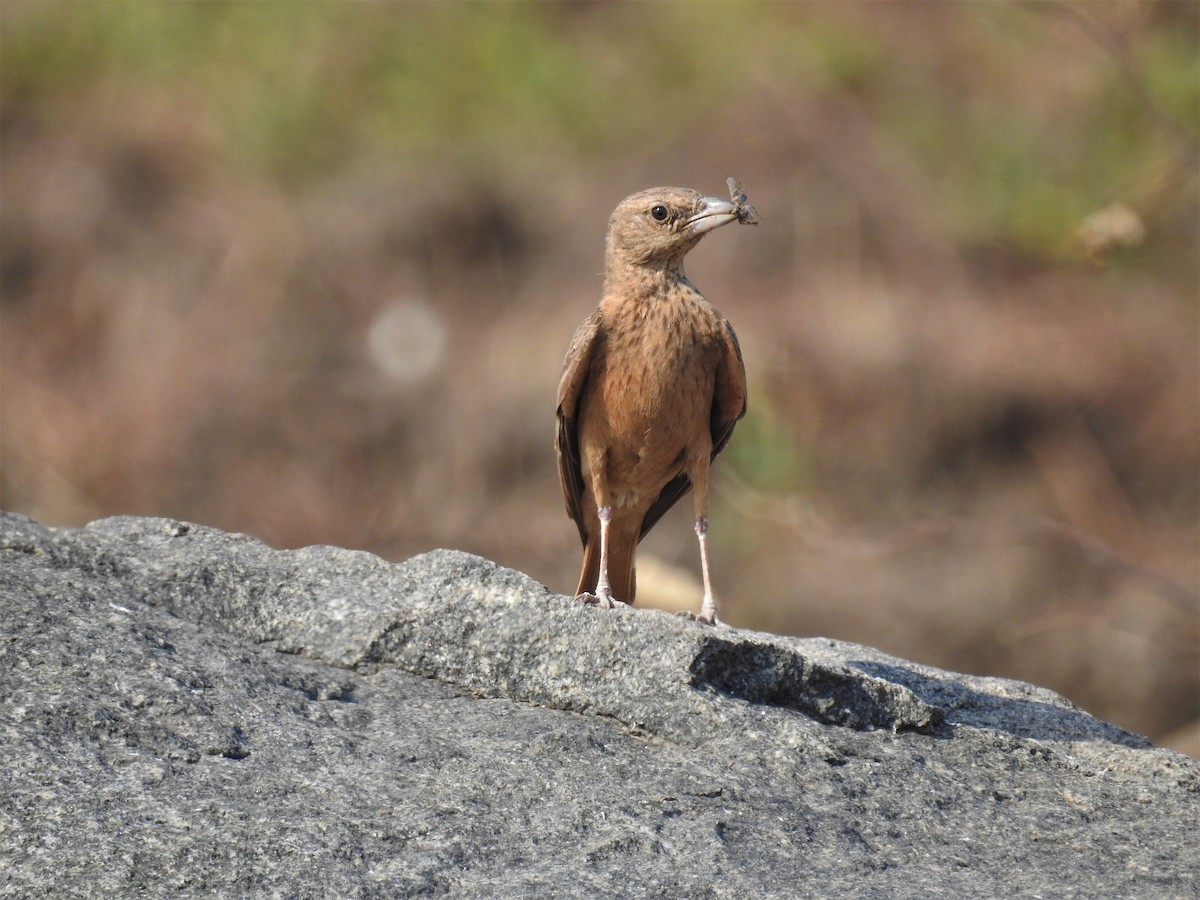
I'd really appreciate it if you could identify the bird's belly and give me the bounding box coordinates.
[584,336,717,506]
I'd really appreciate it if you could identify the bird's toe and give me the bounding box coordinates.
[676,609,722,627]
[576,591,629,611]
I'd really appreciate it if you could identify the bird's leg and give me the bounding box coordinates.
[694,515,720,625]
[576,453,629,610]
[577,505,628,610]
[678,456,722,626]
[592,505,618,607]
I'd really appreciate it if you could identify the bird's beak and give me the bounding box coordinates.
[684,197,740,237]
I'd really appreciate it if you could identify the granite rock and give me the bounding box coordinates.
[1,512,1196,897]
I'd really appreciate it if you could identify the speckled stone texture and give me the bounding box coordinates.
[2,512,1196,897]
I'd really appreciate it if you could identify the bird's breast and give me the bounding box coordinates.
[580,291,724,493]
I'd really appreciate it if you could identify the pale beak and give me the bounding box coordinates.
[684,197,740,236]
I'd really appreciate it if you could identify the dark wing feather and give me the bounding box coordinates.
[555,310,603,547]
[637,472,692,541]
[638,319,747,540]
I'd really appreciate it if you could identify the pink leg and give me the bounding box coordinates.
[678,454,722,626]
[578,505,628,610]
[694,515,720,625]
[593,506,618,607]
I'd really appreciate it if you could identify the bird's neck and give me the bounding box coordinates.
[602,256,689,303]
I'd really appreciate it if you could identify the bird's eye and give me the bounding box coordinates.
[650,205,669,222]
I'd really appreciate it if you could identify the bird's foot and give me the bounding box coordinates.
[676,609,722,627]
[677,592,722,626]
[576,591,629,611]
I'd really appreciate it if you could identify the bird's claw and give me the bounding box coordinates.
[576,591,629,611]
[676,609,723,627]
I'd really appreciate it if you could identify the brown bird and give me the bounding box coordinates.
[556,185,752,625]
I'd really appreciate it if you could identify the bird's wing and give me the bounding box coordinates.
[711,318,748,456]
[638,319,747,540]
[556,310,603,546]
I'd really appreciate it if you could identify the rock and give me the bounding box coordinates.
[2,511,1196,897]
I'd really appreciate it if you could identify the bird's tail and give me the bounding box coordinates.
[575,527,638,605]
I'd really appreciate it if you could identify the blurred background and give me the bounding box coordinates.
[1,1,1196,755]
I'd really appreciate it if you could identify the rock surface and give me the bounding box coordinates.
[1,512,1196,897]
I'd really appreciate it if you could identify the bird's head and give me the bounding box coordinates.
[605,187,741,272]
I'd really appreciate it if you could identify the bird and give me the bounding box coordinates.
[555,185,752,625]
